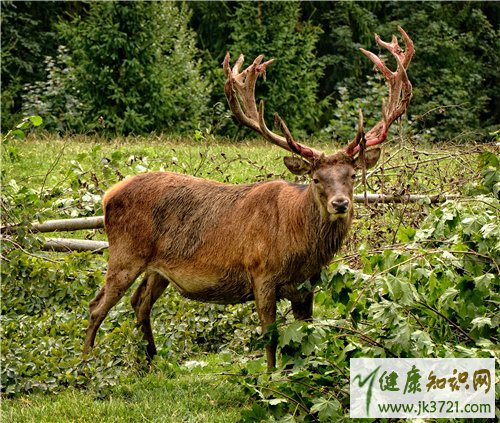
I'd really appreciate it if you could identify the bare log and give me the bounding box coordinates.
[42,238,108,253]
[32,216,104,232]
[1,216,104,234]
[353,193,457,204]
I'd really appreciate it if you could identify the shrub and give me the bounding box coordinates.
[228,1,325,136]
[57,1,210,135]
[21,46,85,132]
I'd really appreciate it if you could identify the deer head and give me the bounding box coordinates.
[224,27,413,220]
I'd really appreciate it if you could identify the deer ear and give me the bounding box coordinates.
[284,156,311,175]
[354,148,381,170]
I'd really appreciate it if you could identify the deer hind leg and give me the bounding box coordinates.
[290,273,320,321]
[291,290,314,321]
[130,271,169,361]
[83,255,145,356]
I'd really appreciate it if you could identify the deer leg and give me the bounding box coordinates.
[290,273,320,321]
[130,271,169,361]
[291,290,314,321]
[253,280,277,370]
[83,256,144,356]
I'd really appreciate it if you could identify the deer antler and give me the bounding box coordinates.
[345,27,414,156]
[223,53,321,161]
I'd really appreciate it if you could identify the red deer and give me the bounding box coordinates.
[83,28,413,369]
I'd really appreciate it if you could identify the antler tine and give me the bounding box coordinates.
[224,53,322,161]
[345,109,365,156]
[346,27,413,155]
[274,113,319,160]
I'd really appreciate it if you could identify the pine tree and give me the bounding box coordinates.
[229,2,324,135]
[59,1,210,134]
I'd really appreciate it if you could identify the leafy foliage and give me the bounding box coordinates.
[2,2,499,139]
[477,151,500,198]
[321,75,387,142]
[21,46,84,132]
[237,193,499,421]
[0,0,75,128]
[377,2,499,141]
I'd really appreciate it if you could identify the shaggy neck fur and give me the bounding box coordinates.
[294,184,353,269]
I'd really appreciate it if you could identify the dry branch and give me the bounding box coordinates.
[42,238,108,253]
[32,216,104,232]
[353,193,457,204]
[1,216,104,234]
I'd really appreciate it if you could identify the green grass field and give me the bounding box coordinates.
[2,353,249,423]
[2,134,498,422]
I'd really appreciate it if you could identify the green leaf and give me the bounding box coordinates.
[241,403,269,422]
[10,129,26,140]
[473,273,494,294]
[280,321,306,346]
[266,398,288,406]
[29,116,43,127]
[470,317,492,330]
[310,397,341,421]
[396,226,416,242]
[411,330,435,355]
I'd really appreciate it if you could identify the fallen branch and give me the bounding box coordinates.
[1,216,104,234]
[354,193,456,204]
[42,238,108,253]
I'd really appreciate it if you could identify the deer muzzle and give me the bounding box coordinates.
[328,198,350,216]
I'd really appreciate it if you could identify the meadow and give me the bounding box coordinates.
[1,132,499,422]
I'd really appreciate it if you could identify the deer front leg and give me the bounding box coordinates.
[83,255,145,356]
[253,280,277,370]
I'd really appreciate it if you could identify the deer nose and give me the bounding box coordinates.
[331,199,350,214]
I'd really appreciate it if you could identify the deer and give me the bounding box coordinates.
[82,27,413,369]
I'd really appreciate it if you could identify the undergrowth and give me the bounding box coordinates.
[1,126,499,421]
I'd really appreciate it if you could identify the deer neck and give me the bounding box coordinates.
[299,184,353,265]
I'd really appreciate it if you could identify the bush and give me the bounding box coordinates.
[228,1,325,136]
[378,2,499,141]
[21,46,85,132]
[57,1,210,135]
[321,74,387,142]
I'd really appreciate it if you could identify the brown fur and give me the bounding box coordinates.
[82,149,380,368]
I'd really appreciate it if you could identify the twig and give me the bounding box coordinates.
[40,140,68,195]
[417,301,475,343]
[256,384,310,415]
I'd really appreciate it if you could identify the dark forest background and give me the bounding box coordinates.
[1,1,499,141]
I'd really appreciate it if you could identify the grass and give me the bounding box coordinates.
[2,133,496,422]
[2,354,249,423]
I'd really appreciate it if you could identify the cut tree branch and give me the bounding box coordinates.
[354,193,456,204]
[42,238,108,253]
[1,216,105,234]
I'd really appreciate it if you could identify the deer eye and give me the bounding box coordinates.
[351,174,356,180]
[312,178,320,184]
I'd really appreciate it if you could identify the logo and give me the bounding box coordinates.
[350,358,495,418]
